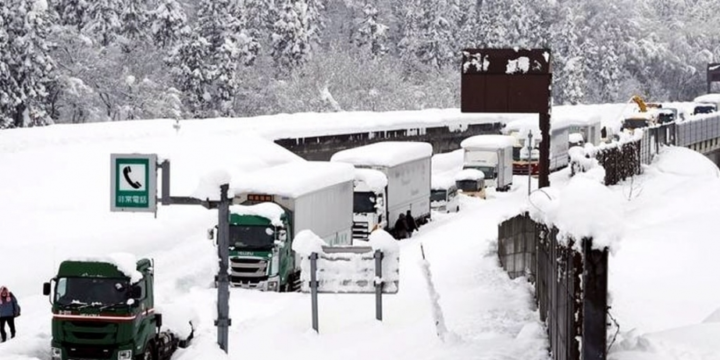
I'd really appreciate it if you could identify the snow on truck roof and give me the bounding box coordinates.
[460,135,515,149]
[233,161,355,198]
[354,168,388,192]
[693,93,720,104]
[432,172,456,190]
[230,202,286,226]
[330,141,433,167]
[455,168,485,181]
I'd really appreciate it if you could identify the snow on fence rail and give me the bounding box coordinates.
[497,213,609,360]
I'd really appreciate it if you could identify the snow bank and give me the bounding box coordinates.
[354,168,388,192]
[330,141,433,167]
[569,133,584,143]
[528,175,625,253]
[460,135,516,149]
[155,302,197,340]
[454,169,484,181]
[172,334,229,360]
[233,161,355,198]
[653,146,720,178]
[431,149,464,175]
[230,202,286,226]
[291,230,328,257]
[369,230,400,288]
[418,257,451,342]
[67,252,143,283]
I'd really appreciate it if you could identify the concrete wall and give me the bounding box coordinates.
[274,122,504,160]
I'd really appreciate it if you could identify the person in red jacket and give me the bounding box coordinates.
[0,286,20,342]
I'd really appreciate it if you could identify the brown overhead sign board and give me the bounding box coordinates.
[461,48,552,113]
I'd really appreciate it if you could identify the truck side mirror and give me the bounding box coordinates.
[155,313,163,328]
[43,282,51,296]
[278,229,287,242]
[130,285,142,299]
[207,228,215,240]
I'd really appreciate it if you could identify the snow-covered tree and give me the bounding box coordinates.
[415,0,455,69]
[118,0,150,49]
[52,0,89,31]
[83,0,122,46]
[150,0,189,49]
[271,0,312,76]
[1,0,56,128]
[167,33,214,118]
[354,1,388,58]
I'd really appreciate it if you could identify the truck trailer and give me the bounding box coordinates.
[331,141,433,240]
[43,257,193,360]
[223,161,355,291]
[460,135,514,191]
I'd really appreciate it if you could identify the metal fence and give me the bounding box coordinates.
[498,213,608,360]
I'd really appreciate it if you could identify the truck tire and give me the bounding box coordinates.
[137,342,155,360]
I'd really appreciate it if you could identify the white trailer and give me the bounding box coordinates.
[460,135,514,191]
[331,141,433,239]
[229,161,355,290]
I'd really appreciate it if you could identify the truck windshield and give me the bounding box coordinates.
[456,180,479,192]
[229,225,275,250]
[623,119,648,130]
[353,192,376,213]
[430,189,447,202]
[55,277,130,306]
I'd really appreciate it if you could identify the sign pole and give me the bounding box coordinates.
[216,184,231,353]
[310,253,319,333]
[527,130,533,195]
[374,250,383,321]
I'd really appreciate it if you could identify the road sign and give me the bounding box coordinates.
[111,153,157,213]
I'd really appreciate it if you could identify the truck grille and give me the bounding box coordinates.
[64,343,114,359]
[230,257,268,285]
[352,221,370,241]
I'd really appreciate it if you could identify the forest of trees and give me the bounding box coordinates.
[1,0,720,128]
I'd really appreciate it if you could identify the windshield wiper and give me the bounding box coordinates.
[61,301,91,310]
[98,302,129,312]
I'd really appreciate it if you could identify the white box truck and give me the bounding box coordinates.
[331,141,433,240]
[460,135,514,191]
[227,161,355,291]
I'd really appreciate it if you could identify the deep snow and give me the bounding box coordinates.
[0,107,719,360]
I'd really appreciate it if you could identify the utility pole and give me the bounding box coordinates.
[216,184,231,353]
[527,130,533,196]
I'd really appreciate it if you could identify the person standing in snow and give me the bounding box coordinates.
[405,210,418,237]
[394,213,408,239]
[0,286,20,342]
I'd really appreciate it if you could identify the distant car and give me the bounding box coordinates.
[430,184,460,213]
[693,104,717,115]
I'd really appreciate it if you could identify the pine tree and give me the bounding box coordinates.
[150,0,189,49]
[354,0,388,59]
[166,33,213,118]
[416,0,454,69]
[119,0,150,48]
[1,0,56,128]
[83,0,122,46]
[52,0,89,31]
[271,0,311,77]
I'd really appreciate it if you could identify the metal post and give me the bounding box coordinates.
[582,238,609,360]
[160,160,171,206]
[216,184,231,353]
[310,253,319,333]
[527,130,533,195]
[374,250,383,321]
[538,113,551,188]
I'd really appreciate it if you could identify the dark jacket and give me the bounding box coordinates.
[0,293,20,318]
[405,211,418,233]
[394,214,408,239]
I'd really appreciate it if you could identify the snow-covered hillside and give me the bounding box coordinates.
[1,108,719,360]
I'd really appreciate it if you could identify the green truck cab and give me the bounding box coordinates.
[222,202,299,292]
[43,258,193,360]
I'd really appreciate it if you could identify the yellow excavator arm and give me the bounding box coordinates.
[631,95,648,113]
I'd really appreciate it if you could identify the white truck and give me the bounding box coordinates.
[460,135,514,191]
[227,161,355,291]
[331,141,433,240]
[431,172,460,213]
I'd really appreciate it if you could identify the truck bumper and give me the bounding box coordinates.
[51,341,132,360]
[230,275,281,292]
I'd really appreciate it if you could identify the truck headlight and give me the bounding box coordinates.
[267,281,278,290]
[118,350,133,360]
[51,347,62,360]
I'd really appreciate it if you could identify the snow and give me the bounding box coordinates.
[155,302,197,339]
[233,161,355,198]
[330,141,433,168]
[528,173,625,253]
[431,172,456,190]
[454,169,485,181]
[353,168,388,193]
[506,56,530,74]
[460,134,516,149]
[291,229,328,256]
[3,106,720,360]
[693,93,720,105]
[368,229,399,257]
[66,252,144,284]
[569,133,584,143]
[431,149,464,175]
[229,203,286,227]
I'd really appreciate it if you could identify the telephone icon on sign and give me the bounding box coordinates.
[122,166,143,189]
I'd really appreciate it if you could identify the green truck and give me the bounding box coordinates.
[43,257,193,360]
[215,161,354,292]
